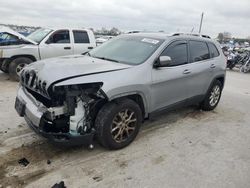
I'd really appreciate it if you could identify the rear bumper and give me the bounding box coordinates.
[16,86,94,147]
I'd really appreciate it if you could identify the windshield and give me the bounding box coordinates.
[89,35,164,65]
[27,28,52,43]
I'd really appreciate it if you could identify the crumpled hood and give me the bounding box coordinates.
[22,55,132,88]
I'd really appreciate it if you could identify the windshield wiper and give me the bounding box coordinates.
[93,56,120,63]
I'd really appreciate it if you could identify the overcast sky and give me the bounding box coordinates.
[0,0,249,38]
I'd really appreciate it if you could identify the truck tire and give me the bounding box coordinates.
[95,98,142,150]
[200,80,222,111]
[0,60,2,72]
[9,57,33,81]
[1,59,11,73]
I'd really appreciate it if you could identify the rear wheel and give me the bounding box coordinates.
[95,99,142,150]
[200,80,222,111]
[9,57,33,81]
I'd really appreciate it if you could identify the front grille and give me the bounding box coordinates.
[21,69,49,98]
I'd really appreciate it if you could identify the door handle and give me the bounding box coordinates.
[88,46,93,49]
[210,64,216,68]
[183,69,191,74]
[64,47,71,50]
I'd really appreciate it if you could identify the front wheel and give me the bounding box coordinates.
[95,99,142,150]
[9,57,33,81]
[200,80,222,111]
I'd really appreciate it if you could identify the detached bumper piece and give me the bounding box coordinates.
[25,116,95,147]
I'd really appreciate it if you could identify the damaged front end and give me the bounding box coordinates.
[15,79,107,147]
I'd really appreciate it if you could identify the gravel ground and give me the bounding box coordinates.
[0,70,250,188]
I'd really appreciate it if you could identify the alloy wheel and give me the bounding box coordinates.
[16,63,27,76]
[111,109,137,143]
[209,85,221,107]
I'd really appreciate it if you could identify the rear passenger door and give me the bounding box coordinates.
[72,30,92,54]
[186,40,212,99]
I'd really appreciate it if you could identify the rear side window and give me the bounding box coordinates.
[161,41,188,66]
[73,30,90,43]
[208,43,220,58]
[189,41,210,62]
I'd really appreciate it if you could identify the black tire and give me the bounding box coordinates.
[227,62,235,70]
[200,80,222,111]
[95,98,142,150]
[1,59,11,73]
[9,57,33,81]
[0,60,2,72]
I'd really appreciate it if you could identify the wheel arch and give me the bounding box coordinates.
[206,74,225,94]
[215,75,225,88]
[10,54,37,62]
[109,92,148,119]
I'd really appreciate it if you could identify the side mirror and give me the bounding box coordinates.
[154,56,172,67]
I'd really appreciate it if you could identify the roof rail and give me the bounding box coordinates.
[172,33,211,39]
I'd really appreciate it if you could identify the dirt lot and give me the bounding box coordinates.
[0,70,250,188]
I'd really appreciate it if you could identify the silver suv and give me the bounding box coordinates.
[15,33,226,149]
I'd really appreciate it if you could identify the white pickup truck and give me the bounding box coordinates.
[0,27,96,80]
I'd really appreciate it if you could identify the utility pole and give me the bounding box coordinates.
[199,12,204,34]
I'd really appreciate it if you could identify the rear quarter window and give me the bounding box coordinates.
[208,42,220,58]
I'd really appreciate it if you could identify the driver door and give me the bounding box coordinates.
[39,30,73,59]
[151,40,191,111]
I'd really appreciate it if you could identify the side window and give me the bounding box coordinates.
[208,43,220,58]
[161,41,188,66]
[48,30,70,44]
[73,30,90,43]
[189,41,210,62]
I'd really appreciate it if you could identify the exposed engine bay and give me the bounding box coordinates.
[18,79,107,147]
[42,84,106,135]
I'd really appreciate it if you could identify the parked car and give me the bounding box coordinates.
[0,26,33,47]
[0,31,24,46]
[15,33,226,150]
[0,27,96,80]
